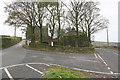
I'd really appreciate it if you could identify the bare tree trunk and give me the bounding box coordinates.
[57,4,61,44]
[31,27,35,44]
[75,8,79,47]
[88,26,91,47]
[38,22,43,43]
[39,27,42,43]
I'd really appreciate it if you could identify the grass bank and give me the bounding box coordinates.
[23,42,97,54]
[43,66,92,79]
[1,36,22,49]
[42,66,112,79]
[95,46,119,50]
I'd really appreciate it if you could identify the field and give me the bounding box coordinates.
[92,41,118,47]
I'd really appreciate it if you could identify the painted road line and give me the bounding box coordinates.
[113,73,120,75]
[107,67,111,70]
[4,68,14,80]
[0,63,26,70]
[72,57,98,62]
[113,52,118,56]
[28,63,50,66]
[97,54,108,66]
[50,63,112,75]
[73,67,113,75]
[110,71,113,74]
[102,48,119,56]
[26,64,44,75]
[77,59,98,62]
[94,53,98,58]
[97,54,114,74]
[0,62,50,70]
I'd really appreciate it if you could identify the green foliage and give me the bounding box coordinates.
[44,66,93,79]
[1,36,22,49]
[45,70,78,78]
[26,42,96,53]
[60,32,89,47]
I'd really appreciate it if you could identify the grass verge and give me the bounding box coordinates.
[42,66,113,79]
[23,43,97,54]
[43,66,93,79]
[95,46,119,50]
[1,37,22,49]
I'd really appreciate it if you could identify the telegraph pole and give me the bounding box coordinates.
[14,26,16,39]
[106,27,109,47]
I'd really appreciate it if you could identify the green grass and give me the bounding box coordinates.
[23,42,96,54]
[44,66,92,79]
[1,37,22,49]
[43,66,93,80]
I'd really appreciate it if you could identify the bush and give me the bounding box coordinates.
[1,36,22,49]
[59,34,89,47]
[27,42,95,53]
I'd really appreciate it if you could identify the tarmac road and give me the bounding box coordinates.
[0,41,119,79]
[95,48,119,74]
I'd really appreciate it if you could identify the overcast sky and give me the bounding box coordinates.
[0,0,119,42]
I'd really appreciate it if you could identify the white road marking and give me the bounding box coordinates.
[103,62,108,66]
[73,68,112,75]
[113,52,118,56]
[50,63,113,75]
[107,67,111,70]
[94,53,98,58]
[77,59,98,62]
[0,62,50,70]
[97,54,114,74]
[72,57,98,62]
[0,63,26,70]
[113,73,120,75]
[26,64,44,75]
[110,71,113,74]
[28,63,50,66]
[101,48,119,56]
[4,68,14,79]
[0,62,116,76]
[97,54,108,66]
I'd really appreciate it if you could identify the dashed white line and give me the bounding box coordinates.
[103,62,108,66]
[94,53,98,58]
[4,68,14,79]
[97,54,108,66]
[110,71,113,74]
[113,52,118,56]
[97,54,114,74]
[107,67,111,70]
[26,64,44,75]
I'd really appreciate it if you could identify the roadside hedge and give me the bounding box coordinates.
[1,36,22,49]
[27,42,96,53]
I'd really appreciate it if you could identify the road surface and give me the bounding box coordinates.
[0,41,119,79]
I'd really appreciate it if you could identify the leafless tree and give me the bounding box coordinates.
[63,0,109,46]
[65,0,87,46]
[5,2,47,43]
[82,1,109,46]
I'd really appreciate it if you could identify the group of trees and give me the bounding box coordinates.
[4,0,108,47]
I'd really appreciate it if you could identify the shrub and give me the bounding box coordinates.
[1,36,22,49]
[59,33,89,47]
